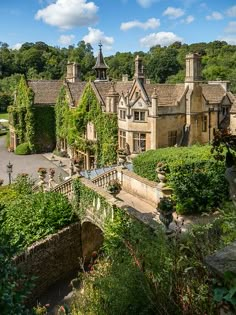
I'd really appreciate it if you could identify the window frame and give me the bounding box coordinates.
[133,110,146,122]
[133,132,146,152]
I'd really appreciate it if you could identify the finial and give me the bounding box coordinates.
[98,41,102,50]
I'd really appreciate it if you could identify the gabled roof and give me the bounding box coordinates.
[92,81,133,105]
[201,84,226,104]
[28,80,63,105]
[144,83,186,106]
[66,81,87,106]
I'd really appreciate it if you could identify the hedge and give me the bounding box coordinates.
[133,145,228,214]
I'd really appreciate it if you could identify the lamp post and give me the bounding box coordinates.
[6,161,13,184]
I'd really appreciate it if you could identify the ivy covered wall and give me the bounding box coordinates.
[55,84,118,166]
[34,106,56,152]
[9,76,56,153]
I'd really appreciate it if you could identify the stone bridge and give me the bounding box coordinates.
[51,166,172,231]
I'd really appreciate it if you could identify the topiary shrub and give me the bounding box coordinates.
[133,145,228,214]
[15,142,31,155]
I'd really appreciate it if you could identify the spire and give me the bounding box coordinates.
[93,42,109,81]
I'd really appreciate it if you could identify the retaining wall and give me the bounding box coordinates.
[14,222,82,300]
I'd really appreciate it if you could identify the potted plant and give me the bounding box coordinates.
[107,179,121,196]
[37,167,47,175]
[157,196,175,231]
[49,168,55,176]
[37,167,47,181]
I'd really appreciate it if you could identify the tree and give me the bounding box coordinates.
[147,47,181,83]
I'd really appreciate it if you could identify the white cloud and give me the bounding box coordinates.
[181,15,194,24]
[136,0,157,8]
[206,11,223,20]
[83,27,114,50]
[120,18,160,31]
[226,5,236,17]
[220,36,236,45]
[58,34,75,45]
[225,21,236,33]
[35,0,98,29]
[12,43,23,50]
[185,15,194,24]
[163,7,185,19]
[140,31,183,48]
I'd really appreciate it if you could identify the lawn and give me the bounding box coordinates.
[0,112,9,120]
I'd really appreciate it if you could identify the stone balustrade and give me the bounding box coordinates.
[51,177,73,199]
[92,169,118,188]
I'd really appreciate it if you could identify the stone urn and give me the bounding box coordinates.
[156,162,167,187]
[37,167,47,191]
[107,179,121,198]
[117,149,127,168]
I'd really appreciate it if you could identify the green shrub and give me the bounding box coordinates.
[1,192,76,250]
[133,145,228,214]
[15,142,31,155]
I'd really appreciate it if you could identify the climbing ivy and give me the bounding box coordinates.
[8,76,35,151]
[55,83,118,166]
[73,178,114,220]
[9,76,56,153]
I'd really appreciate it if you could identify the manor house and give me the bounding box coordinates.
[10,44,236,169]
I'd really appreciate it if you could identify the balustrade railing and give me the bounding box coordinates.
[92,169,118,188]
[51,177,73,197]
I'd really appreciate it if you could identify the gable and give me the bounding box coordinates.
[132,97,148,110]
[222,94,232,106]
[118,95,127,108]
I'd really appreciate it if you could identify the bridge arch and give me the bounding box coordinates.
[81,221,104,264]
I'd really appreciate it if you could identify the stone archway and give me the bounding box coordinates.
[81,221,104,264]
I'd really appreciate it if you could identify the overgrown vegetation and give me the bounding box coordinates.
[70,206,235,315]
[55,84,118,166]
[133,145,228,214]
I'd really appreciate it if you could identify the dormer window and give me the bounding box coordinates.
[134,111,145,121]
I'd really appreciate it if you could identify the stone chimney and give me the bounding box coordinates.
[66,62,80,82]
[185,53,202,85]
[134,55,145,84]
[122,74,129,82]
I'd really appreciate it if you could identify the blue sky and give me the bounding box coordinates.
[1,0,236,55]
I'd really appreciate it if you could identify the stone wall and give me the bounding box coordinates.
[14,222,82,300]
[117,168,162,207]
